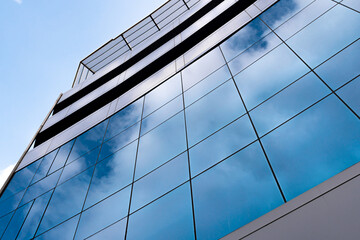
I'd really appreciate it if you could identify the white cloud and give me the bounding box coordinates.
[0,164,15,190]
[13,0,22,4]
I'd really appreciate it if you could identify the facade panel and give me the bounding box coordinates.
[1,0,360,239]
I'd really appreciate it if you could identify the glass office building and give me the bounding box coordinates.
[1,0,360,239]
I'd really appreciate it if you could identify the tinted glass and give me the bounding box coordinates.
[84,141,137,209]
[35,215,79,240]
[86,218,126,240]
[135,112,187,180]
[262,95,360,200]
[336,76,360,116]
[0,190,25,218]
[192,142,284,240]
[37,167,93,235]
[186,80,245,147]
[31,150,58,184]
[126,183,195,240]
[130,152,189,212]
[48,140,74,174]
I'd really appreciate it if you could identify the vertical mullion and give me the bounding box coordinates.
[218,45,287,203]
[180,71,198,240]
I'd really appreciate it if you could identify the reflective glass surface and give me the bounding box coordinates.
[135,112,187,180]
[37,167,93,235]
[85,141,137,209]
[286,4,360,68]
[2,1,360,239]
[126,183,195,240]
[262,95,360,200]
[186,80,245,147]
[193,142,284,240]
[315,39,360,89]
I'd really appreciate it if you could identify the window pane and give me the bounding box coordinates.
[186,80,245,147]
[286,4,360,68]
[105,98,143,141]
[59,146,100,185]
[221,17,271,61]
[131,152,189,213]
[37,167,93,235]
[20,170,61,205]
[135,112,187,180]
[143,73,182,117]
[227,32,282,77]
[17,190,53,240]
[315,39,360,89]
[31,150,58,184]
[234,43,308,110]
[2,160,40,199]
[182,47,225,91]
[99,122,140,161]
[0,190,25,218]
[336,76,360,116]
[84,141,137,209]
[67,120,108,163]
[48,140,74,175]
[86,217,126,240]
[35,215,79,240]
[189,114,256,176]
[262,95,360,201]
[75,186,130,240]
[141,95,183,135]
[0,213,12,237]
[126,183,195,240]
[250,72,330,136]
[192,142,284,240]
[1,201,32,240]
[184,65,231,107]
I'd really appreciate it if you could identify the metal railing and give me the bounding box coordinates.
[72,0,200,87]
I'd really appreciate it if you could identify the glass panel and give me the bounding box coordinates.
[0,213,12,237]
[126,183,195,240]
[1,201,32,240]
[141,95,183,135]
[262,95,360,201]
[234,43,309,110]
[86,218,126,240]
[286,4,360,68]
[48,140,74,175]
[105,98,143,141]
[37,167,93,235]
[20,170,61,205]
[17,190,53,240]
[273,0,336,41]
[131,152,189,213]
[184,65,231,107]
[0,190,25,218]
[186,80,245,147]
[143,73,182,117]
[250,72,330,136]
[59,146,100,185]
[67,120,108,163]
[99,122,140,161]
[315,39,360,89]
[341,0,360,11]
[221,17,271,61]
[260,0,319,31]
[135,112,187,180]
[192,142,284,240]
[336,76,360,116]
[85,141,137,209]
[189,114,256,176]
[182,47,225,91]
[35,215,79,240]
[31,150,58,184]
[75,186,130,240]
[227,32,282,77]
[2,160,40,199]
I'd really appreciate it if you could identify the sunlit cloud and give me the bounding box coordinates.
[13,0,22,4]
[0,164,15,189]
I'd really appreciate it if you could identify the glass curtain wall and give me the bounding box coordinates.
[0,0,359,239]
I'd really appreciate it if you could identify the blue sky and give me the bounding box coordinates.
[0,0,165,187]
